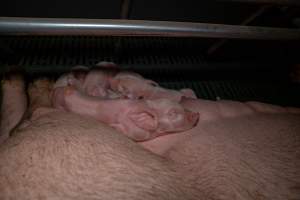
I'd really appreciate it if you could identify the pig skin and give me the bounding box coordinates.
[0,77,300,199]
[0,109,191,200]
[165,113,300,200]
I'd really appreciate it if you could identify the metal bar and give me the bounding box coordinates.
[217,0,300,6]
[0,17,300,40]
[207,6,270,55]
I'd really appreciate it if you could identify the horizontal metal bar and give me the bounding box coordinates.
[217,0,300,6]
[0,17,299,40]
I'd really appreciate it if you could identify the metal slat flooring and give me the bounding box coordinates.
[0,36,206,66]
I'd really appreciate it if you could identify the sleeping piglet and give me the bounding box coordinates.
[60,86,199,141]
[110,71,197,101]
[53,65,89,89]
[52,66,89,110]
[82,63,121,99]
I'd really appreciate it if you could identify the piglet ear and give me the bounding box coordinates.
[145,80,159,87]
[129,110,158,131]
[95,61,118,69]
[186,110,200,126]
[180,89,197,99]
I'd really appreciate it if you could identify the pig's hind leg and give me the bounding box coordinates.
[0,70,27,144]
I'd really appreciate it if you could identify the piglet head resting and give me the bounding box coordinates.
[110,72,150,99]
[127,99,199,140]
[110,74,186,102]
[145,99,199,135]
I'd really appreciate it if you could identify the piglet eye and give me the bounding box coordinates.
[138,96,144,100]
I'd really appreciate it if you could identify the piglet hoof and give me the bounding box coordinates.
[2,65,25,89]
[64,86,77,96]
[33,78,53,89]
[28,79,52,98]
[2,76,24,91]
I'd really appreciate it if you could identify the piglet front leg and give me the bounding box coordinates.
[63,86,105,119]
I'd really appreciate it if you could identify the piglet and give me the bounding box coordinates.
[52,65,89,110]
[82,62,121,99]
[53,65,89,90]
[61,86,199,141]
[110,71,197,101]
